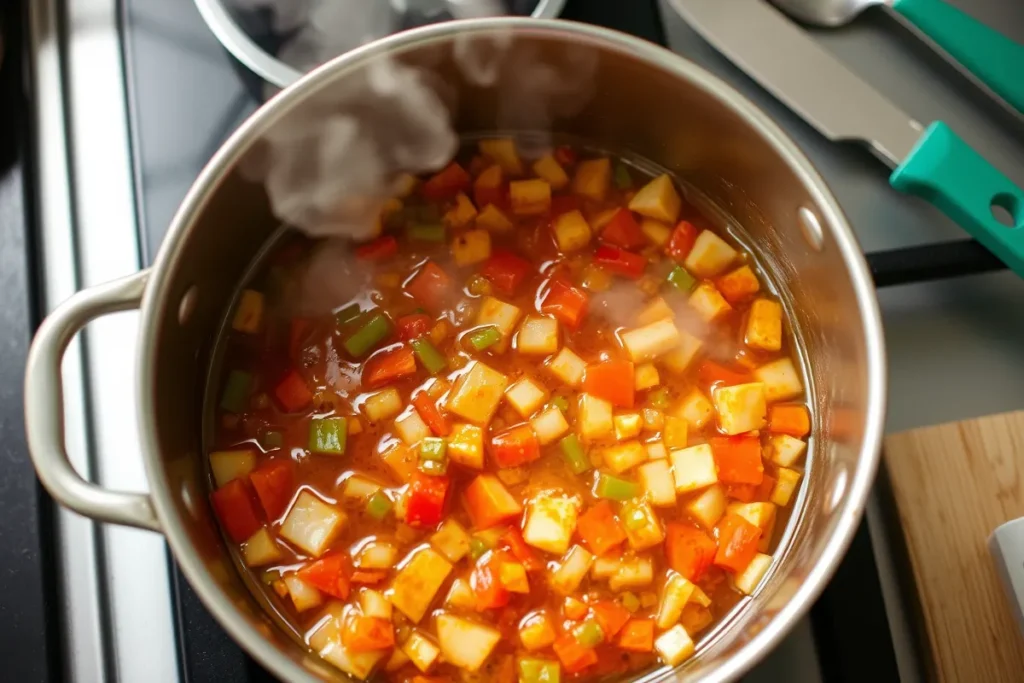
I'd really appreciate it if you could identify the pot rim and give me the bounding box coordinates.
[137,17,887,683]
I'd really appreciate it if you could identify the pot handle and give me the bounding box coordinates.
[24,270,161,532]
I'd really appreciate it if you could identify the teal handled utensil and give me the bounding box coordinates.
[673,0,1024,274]
[769,0,1024,115]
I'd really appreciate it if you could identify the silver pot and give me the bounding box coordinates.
[24,18,886,683]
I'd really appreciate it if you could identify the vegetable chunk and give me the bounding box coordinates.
[436,613,502,671]
[279,490,346,557]
[389,546,453,622]
[523,492,579,555]
[447,361,509,424]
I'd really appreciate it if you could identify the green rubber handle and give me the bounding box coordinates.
[890,122,1024,275]
[892,0,1024,113]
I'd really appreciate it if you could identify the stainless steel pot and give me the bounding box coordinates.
[24,18,886,683]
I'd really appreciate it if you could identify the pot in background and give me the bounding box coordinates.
[24,18,886,683]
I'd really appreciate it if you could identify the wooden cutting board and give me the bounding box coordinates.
[884,411,1024,681]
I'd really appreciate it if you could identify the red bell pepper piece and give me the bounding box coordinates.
[616,619,655,652]
[553,145,577,167]
[539,278,588,330]
[421,162,471,201]
[396,313,433,341]
[666,220,698,261]
[470,550,511,610]
[697,359,754,390]
[297,552,352,599]
[354,235,397,261]
[362,346,417,389]
[709,434,764,485]
[576,501,627,556]
[480,249,532,296]
[665,522,717,582]
[343,615,395,652]
[582,359,635,409]
[463,474,523,529]
[590,600,630,639]
[594,244,646,279]
[404,472,450,528]
[274,370,312,412]
[553,634,598,674]
[714,513,763,573]
[248,459,295,520]
[488,423,540,469]
[499,528,543,572]
[210,479,262,543]
[600,208,645,250]
[412,391,450,437]
[405,261,452,311]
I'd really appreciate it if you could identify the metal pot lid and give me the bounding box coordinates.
[194,0,566,89]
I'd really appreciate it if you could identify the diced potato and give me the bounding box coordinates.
[684,230,737,278]
[670,444,718,493]
[318,639,386,681]
[516,316,559,356]
[663,415,688,449]
[209,449,256,488]
[436,613,502,672]
[614,412,643,441]
[581,263,613,292]
[476,297,523,353]
[243,527,283,567]
[745,298,783,351]
[546,347,587,387]
[728,502,777,550]
[380,444,417,483]
[771,467,802,507]
[384,648,409,673]
[621,499,664,551]
[550,544,594,595]
[642,408,664,432]
[395,408,431,447]
[519,611,557,651]
[716,264,761,303]
[713,382,767,435]
[661,331,704,375]
[572,158,611,202]
[359,589,393,620]
[523,493,579,555]
[646,442,668,460]
[446,577,476,610]
[479,138,523,175]
[342,475,381,500]
[284,575,322,612]
[733,553,773,594]
[634,364,660,392]
[430,519,472,563]
[638,459,677,507]
[389,547,453,623]
[620,319,681,363]
[758,513,777,553]
[476,204,513,233]
[767,433,807,467]
[451,229,492,267]
[637,297,674,326]
[505,377,549,418]
[364,387,402,423]
[578,393,614,441]
[532,154,569,190]
[510,179,552,216]
[609,556,654,591]
[629,174,682,223]
[445,192,478,228]
[499,560,530,593]
[448,423,485,469]
[591,556,621,580]
[689,584,711,608]
[656,573,696,628]
[655,624,696,667]
[685,484,727,528]
[280,491,346,557]
[531,406,570,445]
[231,289,264,333]
[403,630,441,672]
[356,541,398,569]
[754,358,804,403]
[447,361,510,424]
[688,282,733,323]
[552,210,592,252]
[675,390,714,429]
[641,218,672,247]
[602,440,647,474]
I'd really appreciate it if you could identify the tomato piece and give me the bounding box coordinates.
[421,162,471,201]
[582,359,635,409]
[590,600,630,638]
[210,479,262,543]
[297,552,352,599]
[411,391,451,437]
[274,370,312,413]
[362,346,417,389]
[714,513,762,573]
[616,619,655,652]
[488,424,540,469]
[480,249,532,296]
[396,313,433,341]
[666,220,698,261]
[665,522,717,582]
[697,359,754,390]
[463,474,523,529]
[248,459,295,520]
[539,278,588,330]
[709,434,764,485]
[599,208,645,250]
[354,235,397,261]
[404,472,450,528]
[593,245,646,279]
[343,615,395,652]
[575,501,627,556]
[471,551,510,610]
[405,261,452,311]
[553,634,598,673]
[499,528,543,572]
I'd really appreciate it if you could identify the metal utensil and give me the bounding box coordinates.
[671,0,1024,277]
[770,0,1024,114]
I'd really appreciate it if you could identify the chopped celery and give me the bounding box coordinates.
[418,458,448,475]
[468,537,489,561]
[407,223,446,242]
[559,434,590,475]
[667,265,696,292]
[594,473,639,501]
[420,437,447,461]
[647,387,671,411]
[344,312,392,357]
[518,658,561,683]
[573,620,605,648]
[551,395,570,414]
[366,490,393,520]
[410,337,447,374]
[260,430,284,449]
[335,302,361,326]
[309,417,347,455]
[620,591,641,613]
[468,325,501,351]
[219,370,252,414]
[613,163,633,190]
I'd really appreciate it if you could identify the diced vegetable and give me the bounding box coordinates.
[553,633,598,674]
[767,433,807,467]
[403,630,441,672]
[745,298,783,351]
[710,434,764,485]
[360,589,393,620]
[754,358,804,402]
[646,442,667,460]
[714,513,762,573]
[713,381,767,436]
[422,161,471,200]
[734,552,772,594]
[209,449,256,488]
[280,491,346,557]
[641,219,672,247]
[656,572,696,628]
[475,296,522,353]
[663,415,688,449]
[550,544,594,595]
[499,559,530,593]
[476,203,514,232]
[608,556,654,592]
[309,417,347,455]
[666,220,699,262]
[500,527,544,572]
[576,501,626,556]
[771,467,802,506]
[463,474,523,529]
[231,289,264,333]
[506,377,549,418]
[355,541,398,570]
[546,347,587,387]
[582,359,634,408]
[578,393,614,440]
[471,549,511,609]
[675,389,714,428]
[444,192,478,228]
[685,484,728,528]
[671,444,719,493]
[489,423,541,468]
[530,406,570,445]
[617,618,654,652]
[590,599,630,639]
[412,392,450,437]
[716,264,761,303]
[343,615,395,653]
[564,597,589,619]
[728,502,777,551]
[519,657,560,683]
[344,312,394,358]
[395,409,431,447]
[479,138,523,175]
[573,619,604,648]
[297,552,351,599]
[404,472,450,527]
[665,523,717,582]
[637,459,676,507]
[667,265,697,292]
[523,492,579,555]
[311,611,386,680]
[467,325,501,351]
[601,440,647,474]
[594,245,646,279]
[661,331,704,375]
[594,473,639,501]
[242,527,283,567]
[447,361,510,424]
[613,163,633,189]
[480,249,532,296]
[654,624,695,667]
[533,153,569,189]
[211,479,262,543]
[614,412,643,441]
[634,363,660,391]
[283,575,322,612]
[249,459,295,519]
[600,208,645,250]
[364,387,402,422]
[629,174,681,223]
[407,223,446,243]
[540,279,588,330]
[446,577,476,610]
[405,261,452,311]
[621,499,664,550]
[447,423,484,469]
[510,179,552,215]
[552,210,592,253]
[769,403,811,438]
[389,546,453,622]
[380,444,417,483]
[688,282,733,323]
[365,491,393,520]
[273,371,312,413]
[620,319,681,363]
[517,316,559,355]
[435,612,501,671]
[571,158,611,202]
[559,434,591,475]
[684,230,738,278]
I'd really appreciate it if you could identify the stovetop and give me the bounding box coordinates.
[14,0,1024,681]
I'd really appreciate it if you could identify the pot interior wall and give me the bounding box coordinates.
[143,24,878,683]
